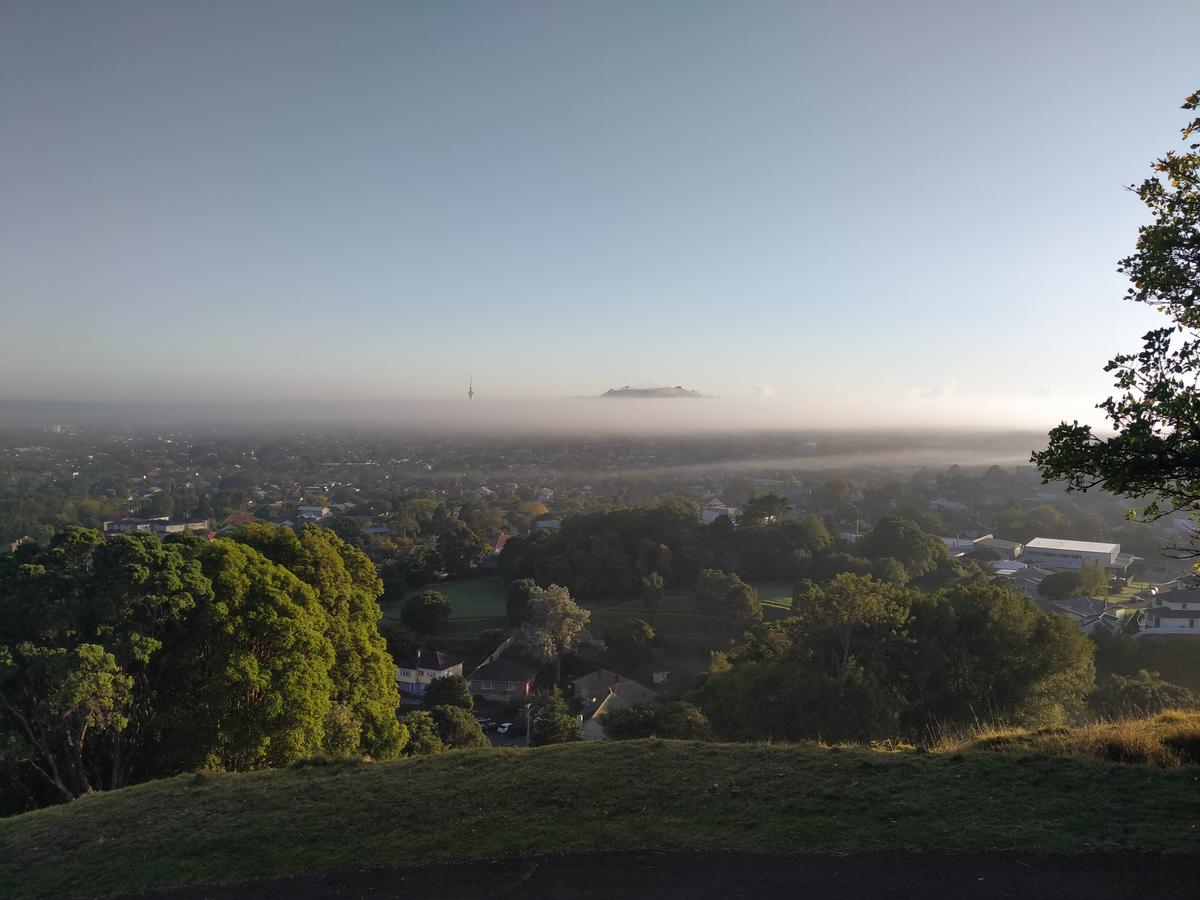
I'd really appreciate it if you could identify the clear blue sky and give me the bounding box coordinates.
[2,1,1197,427]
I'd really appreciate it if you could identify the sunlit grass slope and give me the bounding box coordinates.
[4,718,1200,899]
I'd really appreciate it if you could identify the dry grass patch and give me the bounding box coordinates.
[935,710,1200,767]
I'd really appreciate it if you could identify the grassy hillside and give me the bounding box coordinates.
[4,717,1200,899]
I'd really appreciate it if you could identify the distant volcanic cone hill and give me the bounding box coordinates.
[600,386,710,399]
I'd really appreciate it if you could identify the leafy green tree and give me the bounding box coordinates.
[1034,92,1200,555]
[506,577,537,626]
[601,701,712,741]
[378,622,420,662]
[861,516,947,578]
[812,552,873,581]
[635,540,674,580]
[1095,669,1197,717]
[422,674,473,711]
[325,516,364,546]
[399,710,446,755]
[904,581,1096,728]
[402,590,452,634]
[152,539,336,772]
[1077,562,1110,599]
[518,584,593,683]
[605,618,657,673]
[1038,570,1082,601]
[437,521,490,576]
[871,556,909,585]
[742,494,790,526]
[227,524,405,759]
[641,571,665,624]
[429,704,489,750]
[694,569,762,631]
[789,573,910,682]
[701,576,1094,741]
[0,643,131,802]
[530,688,581,746]
[0,530,210,800]
[812,479,855,511]
[790,578,823,613]
[782,514,834,554]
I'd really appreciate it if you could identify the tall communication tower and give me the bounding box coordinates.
[468,374,474,400]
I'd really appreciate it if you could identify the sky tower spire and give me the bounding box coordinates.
[468,374,474,400]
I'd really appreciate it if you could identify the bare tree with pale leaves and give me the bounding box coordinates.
[517,584,594,683]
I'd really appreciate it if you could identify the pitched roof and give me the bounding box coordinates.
[1152,589,1200,606]
[573,668,654,702]
[1050,597,1108,617]
[1146,608,1200,619]
[468,657,537,684]
[394,649,463,672]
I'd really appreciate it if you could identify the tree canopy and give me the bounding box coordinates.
[1034,91,1200,555]
[699,575,1095,742]
[0,525,407,815]
[517,584,593,682]
[401,590,452,634]
[530,688,580,746]
[421,674,473,711]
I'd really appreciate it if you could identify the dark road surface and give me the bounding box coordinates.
[122,850,1200,899]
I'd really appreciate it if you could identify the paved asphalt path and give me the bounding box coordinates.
[121,850,1200,899]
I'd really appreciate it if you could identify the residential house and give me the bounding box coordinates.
[939,536,979,557]
[480,533,511,573]
[467,658,537,702]
[1139,589,1200,637]
[1038,596,1124,635]
[395,649,464,697]
[103,517,210,536]
[991,559,1028,578]
[700,497,738,526]
[999,565,1053,597]
[466,637,537,702]
[973,536,1023,559]
[572,669,657,741]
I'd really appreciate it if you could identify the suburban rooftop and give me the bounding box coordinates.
[1025,537,1119,554]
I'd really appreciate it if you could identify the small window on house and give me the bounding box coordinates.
[483,681,496,690]
[1191,619,1196,628]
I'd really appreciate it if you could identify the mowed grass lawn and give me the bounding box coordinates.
[379,578,793,674]
[381,577,509,625]
[4,738,1200,899]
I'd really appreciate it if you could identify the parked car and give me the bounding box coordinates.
[496,722,514,735]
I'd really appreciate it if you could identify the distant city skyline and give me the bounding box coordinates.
[2,1,1198,429]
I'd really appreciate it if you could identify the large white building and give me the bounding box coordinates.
[1022,538,1137,574]
[1139,590,1200,637]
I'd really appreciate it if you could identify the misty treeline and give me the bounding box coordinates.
[0,524,484,817]
[498,502,964,598]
